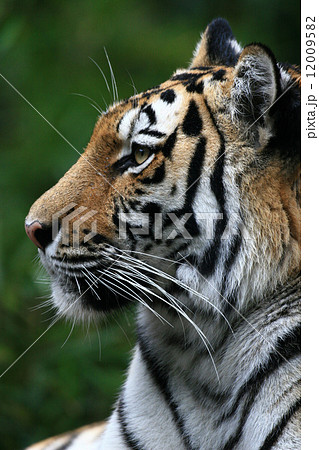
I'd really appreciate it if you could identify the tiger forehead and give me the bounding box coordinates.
[115,66,232,140]
[130,65,231,103]
[117,90,183,142]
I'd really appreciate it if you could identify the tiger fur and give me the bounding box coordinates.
[25,18,301,450]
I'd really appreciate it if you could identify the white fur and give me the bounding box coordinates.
[228,38,242,55]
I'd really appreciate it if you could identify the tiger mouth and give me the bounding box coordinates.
[57,270,131,313]
[42,253,155,315]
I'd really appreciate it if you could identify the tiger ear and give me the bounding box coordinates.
[190,18,242,68]
[230,43,280,127]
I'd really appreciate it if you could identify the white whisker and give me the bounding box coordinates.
[104,48,119,102]
[71,92,104,114]
[89,56,111,97]
[93,318,102,361]
[61,319,76,348]
[110,251,233,334]
[97,259,219,380]
[74,274,82,296]
[126,70,138,98]
[97,268,169,325]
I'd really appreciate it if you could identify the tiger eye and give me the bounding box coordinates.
[134,147,150,165]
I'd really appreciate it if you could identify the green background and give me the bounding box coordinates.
[0,0,300,448]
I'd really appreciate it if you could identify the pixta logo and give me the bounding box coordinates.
[118,212,251,241]
[52,203,98,247]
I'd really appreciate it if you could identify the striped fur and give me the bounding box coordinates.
[26,423,105,450]
[25,18,300,449]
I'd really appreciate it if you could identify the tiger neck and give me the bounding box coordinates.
[123,274,300,449]
[136,272,301,392]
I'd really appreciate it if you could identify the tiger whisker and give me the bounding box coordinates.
[82,258,161,319]
[126,70,138,99]
[112,264,192,315]
[61,318,76,348]
[71,92,104,115]
[97,268,170,325]
[118,247,183,267]
[104,48,119,102]
[101,261,218,369]
[29,299,54,312]
[89,56,111,97]
[112,266,220,380]
[111,251,233,334]
[74,274,82,296]
[82,270,101,300]
[112,316,134,347]
[93,318,102,361]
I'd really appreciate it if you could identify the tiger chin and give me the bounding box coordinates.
[25,18,300,450]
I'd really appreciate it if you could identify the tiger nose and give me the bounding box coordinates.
[25,221,53,251]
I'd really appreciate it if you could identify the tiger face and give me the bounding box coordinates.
[25,19,300,321]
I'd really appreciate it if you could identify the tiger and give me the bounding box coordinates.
[25,17,301,450]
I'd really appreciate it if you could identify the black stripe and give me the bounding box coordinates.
[137,330,194,450]
[135,188,146,195]
[184,136,207,209]
[221,230,243,314]
[186,80,204,94]
[196,100,227,276]
[223,230,242,276]
[142,105,156,124]
[219,324,301,423]
[120,197,129,214]
[138,129,166,138]
[160,89,176,103]
[52,432,79,450]
[112,202,120,228]
[171,72,204,82]
[220,325,300,449]
[259,399,301,450]
[90,233,110,245]
[140,202,162,241]
[170,184,177,195]
[141,202,162,214]
[128,199,141,211]
[213,69,226,80]
[189,67,213,71]
[117,198,137,249]
[170,136,207,241]
[142,162,165,184]
[161,128,177,158]
[182,100,203,136]
[51,254,103,263]
[221,392,256,450]
[117,395,144,450]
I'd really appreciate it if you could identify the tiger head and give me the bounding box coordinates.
[25,19,300,321]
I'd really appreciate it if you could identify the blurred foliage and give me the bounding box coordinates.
[0,0,299,448]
